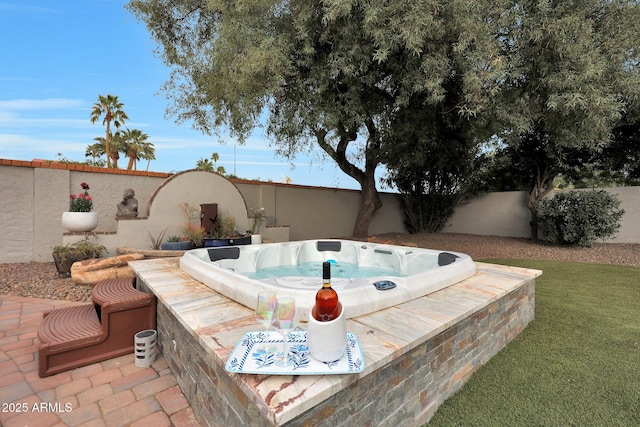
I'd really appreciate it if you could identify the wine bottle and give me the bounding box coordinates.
[314,262,339,321]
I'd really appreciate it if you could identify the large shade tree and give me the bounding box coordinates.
[127,0,509,237]
[381,22,506,233]
[494,0,640,239]
[383,99,485,233]
[90,94,129,169]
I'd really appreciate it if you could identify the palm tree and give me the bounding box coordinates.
[209,152,228,174]
[85,142,105,166]
[92,133,124,168]
[120,128,151,170]
[90,132,124,168]
[108,131,125,168]
[90,94,128,168]
[196,158,214,170]
[139,142,156,171]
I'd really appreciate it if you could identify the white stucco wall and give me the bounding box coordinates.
[444,191,532,238]
[3,160,640,263]
[1,166,37,262]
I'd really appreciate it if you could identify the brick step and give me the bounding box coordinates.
[37,277,156,377]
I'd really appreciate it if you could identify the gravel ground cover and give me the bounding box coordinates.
[0,262,92,302]
[2,233,638,302]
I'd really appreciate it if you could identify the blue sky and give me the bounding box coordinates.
[0,0,361,189]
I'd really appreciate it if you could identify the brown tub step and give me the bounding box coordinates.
[38,304,103,350]
[92,276,153,309]
[37,277,156,377]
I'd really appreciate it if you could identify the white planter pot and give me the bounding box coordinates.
[61,212,99,232]
[251,234,262,245]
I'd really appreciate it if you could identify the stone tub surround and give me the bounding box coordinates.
[130,258,540,426]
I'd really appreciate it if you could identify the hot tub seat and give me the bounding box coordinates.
[37,277,156,377]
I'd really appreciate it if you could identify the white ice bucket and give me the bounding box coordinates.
[307,303,348,362]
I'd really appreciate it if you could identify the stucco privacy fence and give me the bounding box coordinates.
[2,157,640,263]
[0,159,408,263]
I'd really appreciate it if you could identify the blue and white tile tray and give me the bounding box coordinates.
[225,330,365,375]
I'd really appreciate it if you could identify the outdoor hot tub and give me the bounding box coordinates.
[179,239,476,320]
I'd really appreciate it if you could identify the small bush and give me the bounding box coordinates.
[537,190,624,247]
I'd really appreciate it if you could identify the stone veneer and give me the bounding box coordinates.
[131,258,539,427]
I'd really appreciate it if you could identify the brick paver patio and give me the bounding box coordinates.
[0,295,201,427]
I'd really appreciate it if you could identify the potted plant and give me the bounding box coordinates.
[61,182,99,232]
[161,235,191,251]
[180,203,206,248]
[204,213,251,247]
[147,228,168,250]
[52,236,106,277]
[249,207,266,244]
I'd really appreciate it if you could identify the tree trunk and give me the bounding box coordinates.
[528,206,539,241]
[352,172,383,238]
[314,125,383,238]
[111,152,119,169]
[105,122,111,169]
[527,166,554,241]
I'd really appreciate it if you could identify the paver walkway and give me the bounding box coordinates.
[0,295,201,427]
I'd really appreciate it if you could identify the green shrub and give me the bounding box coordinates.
[537,190,624,247]
[400,193,457,233]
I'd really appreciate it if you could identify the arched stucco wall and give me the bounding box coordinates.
[145,169,250,235]
[78,170,252,255]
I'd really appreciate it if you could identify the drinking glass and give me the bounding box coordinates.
[270,297,296,367]
[255,291,277,332]
[255,291,277,353]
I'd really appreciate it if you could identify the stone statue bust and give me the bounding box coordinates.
[116,188,138,218]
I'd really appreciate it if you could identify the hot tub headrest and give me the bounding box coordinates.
[438,252,459,266]
[208,246,241,262]
[316,241,342,252]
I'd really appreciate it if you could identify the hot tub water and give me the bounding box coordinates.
[248,261,403,281]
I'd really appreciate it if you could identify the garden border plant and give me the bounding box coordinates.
[537,189,625,247]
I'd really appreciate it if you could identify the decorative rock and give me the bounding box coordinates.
[71,253,144,285]
[73,253,144,272]
[117,246,188,258]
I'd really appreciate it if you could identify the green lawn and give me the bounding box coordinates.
[426,260,640,426]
